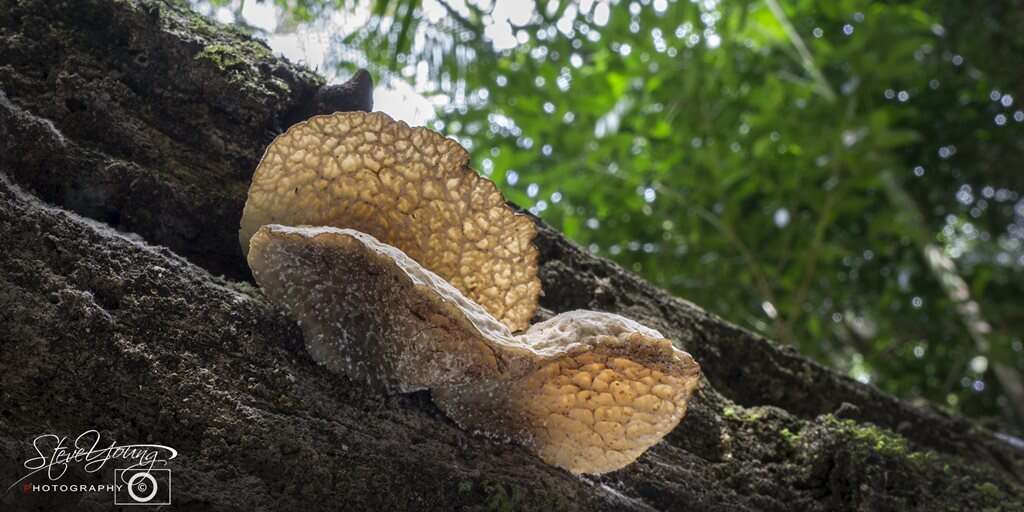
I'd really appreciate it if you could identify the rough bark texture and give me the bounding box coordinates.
[0,0,1021,510]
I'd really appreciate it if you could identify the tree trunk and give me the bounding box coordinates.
[0,1,1021,510]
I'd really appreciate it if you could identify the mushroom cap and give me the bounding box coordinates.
[247,224,701,474]
[240,111,541,331]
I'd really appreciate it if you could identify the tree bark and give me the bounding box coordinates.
[0,1,1021,510]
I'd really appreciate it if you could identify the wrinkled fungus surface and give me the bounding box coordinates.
[248,225,701,474]
[240,112,540,331]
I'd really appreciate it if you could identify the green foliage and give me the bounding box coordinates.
[209,0,1024,430]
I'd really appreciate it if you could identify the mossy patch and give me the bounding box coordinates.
[452,479,541,512]
[977,482,1002,497]
[780,427,798,447]
[195,42,251,70]
[192,39,290,95]
[781,414,1024,511]
[482,480,521,512]
[154,0,313,97]
[722,404,767,422]
[825,415,910,458]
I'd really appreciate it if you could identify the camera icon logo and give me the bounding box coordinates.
[114,468,172,505]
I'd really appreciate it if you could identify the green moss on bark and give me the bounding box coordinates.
[781,414,1024,511]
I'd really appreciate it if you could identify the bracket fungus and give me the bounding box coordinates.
[242,112,701,474]
[240,111,540,331]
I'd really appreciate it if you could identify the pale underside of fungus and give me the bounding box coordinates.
[239,111,540,331]
[248,224,701,474]
[241,111,701,474]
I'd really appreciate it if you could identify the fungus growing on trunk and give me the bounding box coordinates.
[240,111,540,331]
[241,111,701,474]
[248,224,700,474]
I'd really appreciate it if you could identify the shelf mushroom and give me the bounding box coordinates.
[240,111,540,331]
[242,112,701,474]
